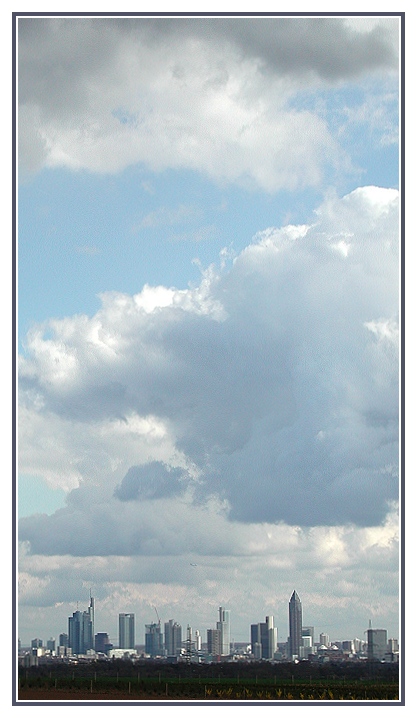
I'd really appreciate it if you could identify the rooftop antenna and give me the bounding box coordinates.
[364,619,372,637]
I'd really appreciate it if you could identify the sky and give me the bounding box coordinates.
[17,12,401,650]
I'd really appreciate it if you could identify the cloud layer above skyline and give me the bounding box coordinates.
[19,184,399,556]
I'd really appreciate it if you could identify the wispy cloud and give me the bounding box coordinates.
[137,204,201,230]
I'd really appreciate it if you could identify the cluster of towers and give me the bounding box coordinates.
[145,606,231,658]
[35,590,394,663]
[59,594,300,659]
[57,590,309,659]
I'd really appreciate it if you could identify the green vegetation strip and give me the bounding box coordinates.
[18,660,399,701]
[19,678,399,701]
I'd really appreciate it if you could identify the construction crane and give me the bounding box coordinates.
[153,606,161,626]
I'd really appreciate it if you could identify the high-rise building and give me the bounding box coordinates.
[251,616,277,659]
[217,607,231,655]
[119,613,135,649]
[95,632,112,654]
[59,633,69,648]
[319,632,330,647]
[250,623,262,658]
[68,610,93,655]
[145,622,163,657]
[301,627,314,657]
[353,637,365,654]
[302,626,314,647]
[388,638,399,653]
[207,628,222,656]
[89,593,95,641]
[367,628,388,661]
[164,619,182,656]
[68,595,94,655]
[289,590,302,659]
[46,637,56,653]
[264,616,277,659]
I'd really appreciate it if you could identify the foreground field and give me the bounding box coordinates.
[17,658,400,703]
[18,678,399,701]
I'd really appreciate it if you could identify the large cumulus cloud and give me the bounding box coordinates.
[18,16,398,187]
[19,184,399,555]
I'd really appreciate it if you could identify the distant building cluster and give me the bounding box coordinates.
[18,591,399,667]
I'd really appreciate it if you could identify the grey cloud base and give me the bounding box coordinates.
[19,185,399,556]
[18,17,398,188]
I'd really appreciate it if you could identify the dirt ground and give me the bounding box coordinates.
[17,687,181,702]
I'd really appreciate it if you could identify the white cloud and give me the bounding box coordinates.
[19,185,399,536]
[18,17,398,188]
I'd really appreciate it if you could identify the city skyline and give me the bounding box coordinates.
[17,11,401,651]
[19,591,397,652]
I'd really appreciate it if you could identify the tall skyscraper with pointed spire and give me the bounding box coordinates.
[289,590,302,659]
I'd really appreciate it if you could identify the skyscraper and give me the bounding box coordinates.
[46,637,56,653]
[251,616,277,659]
[302,626,314,647]
[367,628,388,660]
[88,592,95,641]
[119,613,135,649]
[289,590,302,659]
[217,606,231,655]
[145,621,163,657]
[68,595,94,655]
[59,633,68,648]
[263,616,277,659]
[207,628,221,656]
[164,619,182,656]
[68,610,92,655]
[319,632,330,647]
[250,623,262,658]
[95,632,112,654]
